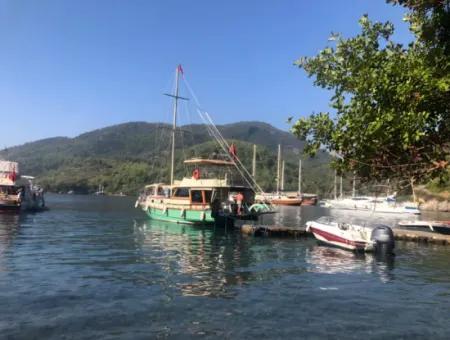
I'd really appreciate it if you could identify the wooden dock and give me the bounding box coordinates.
[239,224,450,245]
[239,224,311,238]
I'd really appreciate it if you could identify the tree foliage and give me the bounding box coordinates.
[292,3,449,188]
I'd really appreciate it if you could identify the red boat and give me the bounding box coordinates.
[301,194,318,206]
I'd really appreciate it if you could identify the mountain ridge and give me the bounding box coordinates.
[0,121,333,195]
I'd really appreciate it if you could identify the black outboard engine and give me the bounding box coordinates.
[371,224,395,254]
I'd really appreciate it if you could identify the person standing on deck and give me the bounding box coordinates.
[236,192,244,215]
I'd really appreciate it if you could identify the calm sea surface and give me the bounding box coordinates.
[1,194,450,339]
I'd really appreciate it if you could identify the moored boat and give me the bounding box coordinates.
[137,158,268,225]
[397,220,450,235]
[306,216,395,253]
[326,194,420,215]
[0,160,45,212]
[269,192,303,206]
[135,65,272,226]
[301,193,318,206]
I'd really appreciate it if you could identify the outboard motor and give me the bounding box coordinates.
[371,224,395,254]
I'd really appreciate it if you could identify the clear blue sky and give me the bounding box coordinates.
[0,0,412,147]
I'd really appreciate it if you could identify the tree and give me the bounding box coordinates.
[291,8,449,195]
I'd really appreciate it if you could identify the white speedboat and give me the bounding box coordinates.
[306,216,395,253]
[397,220,450,235]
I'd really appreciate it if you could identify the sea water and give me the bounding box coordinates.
[0,194,449,338]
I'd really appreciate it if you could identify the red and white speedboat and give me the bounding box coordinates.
[306,216,395,253]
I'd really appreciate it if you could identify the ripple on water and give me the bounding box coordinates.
[0,195,450,338]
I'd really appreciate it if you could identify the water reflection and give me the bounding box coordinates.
[305,245,395,283]
[0,212,21,271]
[135,220,253,297]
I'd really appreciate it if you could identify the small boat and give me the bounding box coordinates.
[301,193,318,206]
[95,184,105,196]
[306,216,395,253]
[256,192,303,206]
[397,220,450,235]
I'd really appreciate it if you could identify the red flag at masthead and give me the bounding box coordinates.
[177,64,184,75]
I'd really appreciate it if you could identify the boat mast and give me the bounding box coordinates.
[252,144,256,178]
[334,169,337,200]
[276,144,281,193]
[298,159,302,194]
[352,174,356,197]
[170,67,180,189]
[339,176,343,198]
[281,160,285,191]
[164,65,188,191]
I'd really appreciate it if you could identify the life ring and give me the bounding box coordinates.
[192,168,201,180]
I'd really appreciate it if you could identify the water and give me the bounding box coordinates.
[1,195,450,339]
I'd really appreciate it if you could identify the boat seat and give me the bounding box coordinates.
[338,223,349,230]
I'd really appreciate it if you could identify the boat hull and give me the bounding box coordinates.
[306,220,374,252]
[270,198,302,206]
[145,206,215,225]
[398,221,450,235]
[308,226,371,251]
[301,197,318,206]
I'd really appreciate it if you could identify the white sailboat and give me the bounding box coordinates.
[324,176,420,215]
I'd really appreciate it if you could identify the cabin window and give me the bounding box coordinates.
[204,190,212,203]
[191,190,203,203]
[173,187,189,198]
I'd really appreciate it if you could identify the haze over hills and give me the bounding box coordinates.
[0,121,334,195]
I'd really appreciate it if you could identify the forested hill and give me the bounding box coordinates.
[0,121,334,195]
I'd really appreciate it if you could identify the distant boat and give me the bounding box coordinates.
[254,145,317,206]
[325,175,420,215]
[325,195,420,215]
[301,193,318,206]
[95,184,105,196]
[256,192,302,206]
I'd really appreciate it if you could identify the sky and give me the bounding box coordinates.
[0,0,413,147]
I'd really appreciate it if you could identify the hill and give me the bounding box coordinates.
[0,121,334,195]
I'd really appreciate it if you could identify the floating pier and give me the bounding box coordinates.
[239,224,450,245]
[239,224,311,238]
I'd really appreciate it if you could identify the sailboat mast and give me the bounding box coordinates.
[252,144,256,178]
[339,176,343,198]
[281,160,285,191]
[276,144,281,193]
[298,159,302,194]
[170,66,181,188]
[352,174,356,197]
[334,169,337,200]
